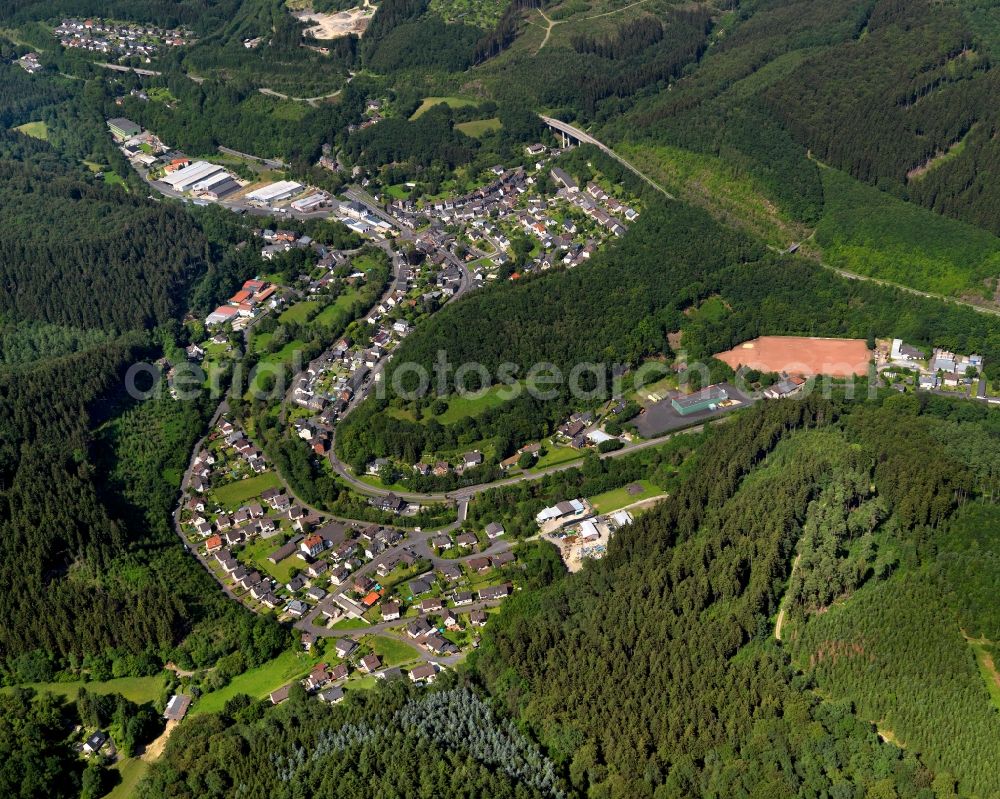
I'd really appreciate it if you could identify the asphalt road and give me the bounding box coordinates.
[326,419,719,504]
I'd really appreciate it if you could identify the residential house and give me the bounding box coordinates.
[269,684,292,705]
[318,686,345,704]
[305,663,329,691]
[407,618,434,638]
[419,597,443,614]
[250,583,272,602]
[479,583,512,601]
[83,730,109,755]
[286,599,309,617]
[409,664,438,684]
[335,639,357,659]
[467,557,491,574]
[301,534,325,558]
[305,561,329,579]
[456,532,478,548]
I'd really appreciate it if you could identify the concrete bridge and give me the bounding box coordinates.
[539,115,675,200]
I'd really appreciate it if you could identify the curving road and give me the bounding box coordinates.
[327,420,718,504]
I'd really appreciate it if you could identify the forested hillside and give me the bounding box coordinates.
[611,0,1000,236]
[473,394,1000,797]
[783,402,1000,796]
[0,56,286,682]
[139,682,565,798]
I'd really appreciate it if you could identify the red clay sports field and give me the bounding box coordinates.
[714,336,871,378]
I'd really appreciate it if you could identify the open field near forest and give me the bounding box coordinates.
[410,96,478,119]
[815,167,1000,301]
[192,651,320,715]
[209,472,283,507]
[13,120,47,139]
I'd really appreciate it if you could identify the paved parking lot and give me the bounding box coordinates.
[634,383,756,437]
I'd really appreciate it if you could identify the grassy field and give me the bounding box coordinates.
[687,296,727,323]
[589,479,661,513]
[314,286,363,326]
[250,331,273,354]
[814,166,1000,299]
[532,443,583,470]
[618,142,809,248]
[104,757,149,799]
[245,339,306,398]
[456,117,502,138]
[359,473,410,492]
[278,300,319,324]
[332,617,370,631]
[367,635,422,666]
[2,674,164,704]
[436,384,515,424]
[13,120,48,140]
[385,184,413,200]
[241,535,299,584]
[192,650,320,715]
[410,96,478,120]
[146,86,176,104]
[209,471,283,507]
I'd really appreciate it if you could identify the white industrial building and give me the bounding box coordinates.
[161,161,225,191]
[290,192,329,213]
[245,180,303,206]
[193,170,241,200]
[535,498,587,525]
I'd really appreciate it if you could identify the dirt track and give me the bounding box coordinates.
[141,720,178,762]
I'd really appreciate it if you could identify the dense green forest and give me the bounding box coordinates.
[140,679,565,799]
[0,59,287,682]
[607,0,1000,237]
[782,400,1000,796]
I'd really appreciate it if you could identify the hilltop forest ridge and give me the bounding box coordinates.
[3,0,1000,797]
